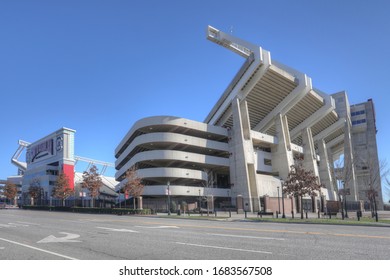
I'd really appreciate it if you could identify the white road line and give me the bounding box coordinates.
[207,233,285,241]
[0,222,37,228]
[0,237,78,260]
[96,227,138,233]
[16,221,40,225]
[135,225,179,229]
[175,242,272,255]
[8,223,28,227]
[0,224,16,228]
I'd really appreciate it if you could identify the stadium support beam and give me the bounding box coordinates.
[73,156,114,175]
[207,25,258,58]
[317,139,337,200]
[11,140,30,172]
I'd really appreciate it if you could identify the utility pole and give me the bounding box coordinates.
[167,181,171,215]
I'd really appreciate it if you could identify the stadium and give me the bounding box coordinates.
[2,26,383,214]
[115,26,383,213]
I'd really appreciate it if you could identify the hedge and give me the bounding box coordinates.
[21,205,152,215]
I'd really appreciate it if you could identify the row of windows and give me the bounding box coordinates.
[352,119,366,125]
[351,110,365,116]
[255,146,272,153]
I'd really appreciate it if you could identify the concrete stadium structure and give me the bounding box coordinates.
[115,26,383,212]
[10,128,118,207]
[113,26,381,213]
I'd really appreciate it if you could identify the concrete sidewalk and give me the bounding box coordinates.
[156,210,390,222]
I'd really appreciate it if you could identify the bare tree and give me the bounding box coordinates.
[3,181,18,205]
[81,165,102,208]
[283,159,321,219]
[333,153,357,191]
[122,166,144,210]
[361,158,388,214]
[28,178,42,206]
[333,158,349,217]
[52,172,73,206]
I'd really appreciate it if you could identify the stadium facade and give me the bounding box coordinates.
[115,26,383,212]
[10,127,118,207]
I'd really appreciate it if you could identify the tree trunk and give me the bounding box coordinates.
[133,197,136,210]
[300,196,304,219]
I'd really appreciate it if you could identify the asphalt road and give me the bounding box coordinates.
[0,209,389,260]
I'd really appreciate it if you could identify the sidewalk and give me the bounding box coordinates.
[156,210,321,220]
[155,210,390,226]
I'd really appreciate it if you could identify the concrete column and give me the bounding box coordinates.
[327,148,338,199]
[207,195,214,212]
[272,114,294,179]
[263,196,270,212]
[138,196,143,210]
[343,122,358,201]
[229,98,260,212]
[236,195,244,213]
[302,127,319,176]
[301,128,320,214]
[317,139,336,200]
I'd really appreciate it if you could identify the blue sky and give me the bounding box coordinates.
[1,0,389,198]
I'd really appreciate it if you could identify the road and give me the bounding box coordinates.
[0,209,389,260]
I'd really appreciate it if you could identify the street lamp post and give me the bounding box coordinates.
[280,179,285,218]
[167,181,171,215]
[198,189,201,215]
[339,180,344,220]
[343,181,348,218]
[277,186,281,215]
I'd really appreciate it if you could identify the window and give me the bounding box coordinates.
[255,146,271,152]
[352,119,366,125]
[351,110,365,117]
[46,170,58,176]
[264,159,272,166]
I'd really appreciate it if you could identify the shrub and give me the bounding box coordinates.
[169,201,177,213]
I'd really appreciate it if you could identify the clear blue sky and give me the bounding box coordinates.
[1,0,389,196]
